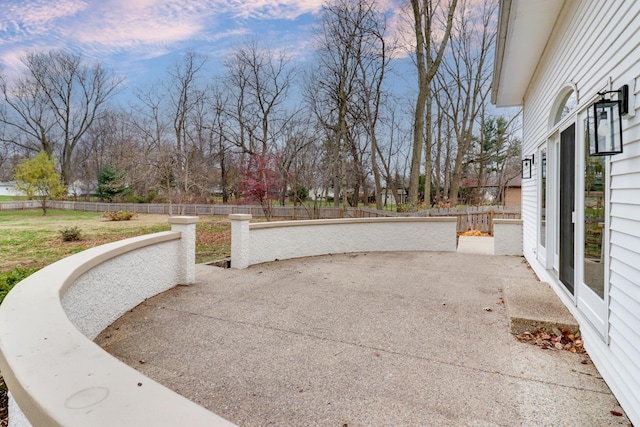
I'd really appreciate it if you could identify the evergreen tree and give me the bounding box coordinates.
[96,166,129,202]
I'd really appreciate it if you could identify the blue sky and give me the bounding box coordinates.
[0,0,326,92]
[0,0,410,101]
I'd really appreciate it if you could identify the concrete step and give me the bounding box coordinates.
[503,278,580,336]
[457,235,494,255]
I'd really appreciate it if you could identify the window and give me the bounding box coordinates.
[554,90,577,125]
[583,118,605,298]
[539,148,547,248]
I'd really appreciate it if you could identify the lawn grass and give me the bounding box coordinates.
[0,210,231,274]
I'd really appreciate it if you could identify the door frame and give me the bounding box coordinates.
[574,108,610,340]
[559,123,576,295]
[543,116,577,302]
[542,97,610,340]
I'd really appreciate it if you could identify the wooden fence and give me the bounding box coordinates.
[0,201,520,234]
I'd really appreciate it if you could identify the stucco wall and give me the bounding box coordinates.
[230,216,457,269]
[0,217,235,427]
[62,239,182,340]
[493,219,523,256]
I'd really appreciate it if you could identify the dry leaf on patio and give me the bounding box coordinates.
[514,329,587,354]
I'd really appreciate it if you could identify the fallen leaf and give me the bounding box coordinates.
[610,411,623,417]
[483,307,493,312]
[580,360,588,364]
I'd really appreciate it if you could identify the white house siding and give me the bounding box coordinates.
[0,182,18,197]
[519,0,640,423]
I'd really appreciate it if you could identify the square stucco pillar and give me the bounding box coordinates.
[493,219,523,256]
[169,216,199,283]
[230,214,252,269]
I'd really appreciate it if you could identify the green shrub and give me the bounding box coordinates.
[103,210,137,221]
[60,226,82,242]
[0,267,39,304]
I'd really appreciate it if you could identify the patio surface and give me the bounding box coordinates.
[95,252,629,426]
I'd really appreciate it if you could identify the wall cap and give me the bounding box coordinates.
[493,219,523,225]
[251,216,456,230]
[168,216,200,225]
[229,214,252,220]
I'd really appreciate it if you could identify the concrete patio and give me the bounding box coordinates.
[96,252,629,426]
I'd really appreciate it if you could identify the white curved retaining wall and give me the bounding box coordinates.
[0,216,236,427]
[230,215,458,269]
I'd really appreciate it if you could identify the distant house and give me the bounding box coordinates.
[379,188,407,206]
[460,174,521,207]
[68,180,93,198]
[0,182,19,197]
[492,1,640,424]
[502,176,521,208]
[308,187,335,201]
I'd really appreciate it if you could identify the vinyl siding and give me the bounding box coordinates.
[517,0,640,423]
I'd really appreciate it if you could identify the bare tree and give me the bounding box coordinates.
[223,40,297,213]
[436,0,497,206]
[0,51,123,185]
[207,82,237,203]
[376,104,412,208]
[0,127,15,181]
[407,0,458,208]
[223,39,295,156]
[353,2,392,210]
[75,108,153,200]
[432,85,456,206]
[167,52,208,202]
[308,0,389,208]
[130,83,176,208]
[274,113,318,205]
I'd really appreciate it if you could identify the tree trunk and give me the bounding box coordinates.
[408,0,458,210]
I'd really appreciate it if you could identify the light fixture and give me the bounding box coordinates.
[590,85,627,156]
[522,155,534,179]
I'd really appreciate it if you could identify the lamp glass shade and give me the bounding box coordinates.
[522,158,532,179]
[591,99,623,156]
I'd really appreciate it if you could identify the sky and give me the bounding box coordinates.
[0,0,411,101]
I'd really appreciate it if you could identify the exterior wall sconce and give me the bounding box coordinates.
[522,154,534,179]
[590,84,627,156]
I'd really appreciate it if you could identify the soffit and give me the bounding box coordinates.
[491,0,566,107]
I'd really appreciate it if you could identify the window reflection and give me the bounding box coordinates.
[584,116,605,299]
[540,149,546,248]
[555,91,577,124]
